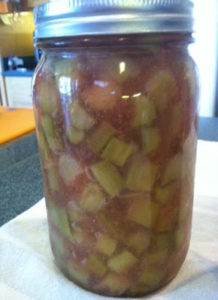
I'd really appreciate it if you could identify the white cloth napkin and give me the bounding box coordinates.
[1,140,218,300]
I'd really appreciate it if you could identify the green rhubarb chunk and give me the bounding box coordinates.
[178,200,191,223]
[91,161,124,197]
[174,227,185,249]
[47,166,60,192]
[98,272,130,295]
[47,201,71,238]
[86,255,107,277]
[129,283,151,295]
[68,262,89,286]
[97,213,124,241]
[161,153,183,186]
[146,70,176,113]
[102,137,134,166]
[67,203,83,223]
[69,102,95,131]
[66,125,85,145]
[126,157,157,192]
[155,232,172,250]
[183,127,197,161]
[154,182,177,204]
[108,250,138,273]
[139,267,164,287]
[58,154,82,185]
[50,232,65,258]
[127,196,158,228]
[142,127,160,154]
[42,115,62,152]
[96,234,117,256]
[36,130,50,161]
[147,249,168,265]
[132,95,156,127]
[40,81,60,115]
[53,59,75,78]
[42,115,54,139]
[126,231,150,256]
[88,122,115,153]
[80,183,106,212]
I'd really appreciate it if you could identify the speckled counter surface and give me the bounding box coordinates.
[0,134,43,226]
[0,117,217,226]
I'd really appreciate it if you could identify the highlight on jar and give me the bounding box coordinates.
[33,48,198,297]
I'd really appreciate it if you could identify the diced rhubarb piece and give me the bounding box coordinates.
[42,114,55,140]
[96,234,117,256]
[80,183,106,212]
[139,267,164,287]
[98,272,130,295]
[178,198,191,223]
[142,127,160,154]
[67,261,89,286]
[67,202,83,223]
[102,137,134,166]
[47,201,71,238]
[154,182,177,204]
[127,195,158,228]
[50,232,65,259]
[66,125,85,145]
[42,115,62,152]
[91,161,124,197]
[47,165,60,192]
[58,154,82,186]
[88,122,115,153]
[126,231,150,256]
[82,78,121,111]
[174,227,185,249]
[86,255,107,277]
[126,156,157,192]
[183,127,197,161]
[39,80,60,115]
[53,59,75,78]
[150,232,173,263]
[129,282,150,295]
[97,213,124,241]
[146,70,176,113]
[71,231,84,245]
[183,126,197,178]
[68,102,95,131]
[161,153,183,186]
[147,249,168,265]
[36,130,50,161]
[108,250,138,273]
[132,95,156,127]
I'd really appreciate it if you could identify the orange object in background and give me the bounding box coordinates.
[0,107,35,145]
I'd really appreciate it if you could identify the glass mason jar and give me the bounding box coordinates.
[33,0,198,297]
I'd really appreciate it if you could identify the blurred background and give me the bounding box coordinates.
[0,0,217,225]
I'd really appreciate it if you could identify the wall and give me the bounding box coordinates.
[0,12,34,57]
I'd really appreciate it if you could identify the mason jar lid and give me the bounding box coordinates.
[34,0,194,39]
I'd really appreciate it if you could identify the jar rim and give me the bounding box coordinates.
[34,0,194,40]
